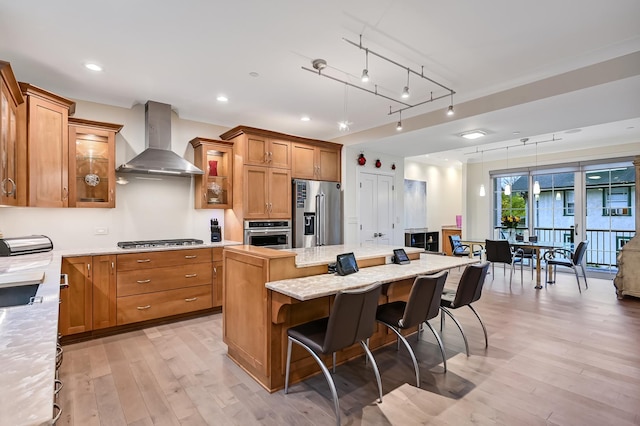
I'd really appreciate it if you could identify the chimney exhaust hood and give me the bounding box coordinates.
[116,101,203,177]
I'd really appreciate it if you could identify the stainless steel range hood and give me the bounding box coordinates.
[116,101,203,177]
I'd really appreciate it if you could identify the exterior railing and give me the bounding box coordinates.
[504,226,635,271]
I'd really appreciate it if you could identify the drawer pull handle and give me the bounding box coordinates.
[137,259,151,263]
[137,305,151,310]
[185,273,198,278]
[185,297,198,302]
[184,255,197,259]
[136,279,151,284]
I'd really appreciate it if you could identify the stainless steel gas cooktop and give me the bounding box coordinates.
[117,238,204,249]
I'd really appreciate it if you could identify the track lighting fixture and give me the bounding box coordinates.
[302,34,456,131]
[396,111,403,131]
[361,49,370,83]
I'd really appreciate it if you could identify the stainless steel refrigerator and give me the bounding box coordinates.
[292,179,343,248]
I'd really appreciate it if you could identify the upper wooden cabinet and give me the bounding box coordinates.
[0,61,24,206]
[244,165,291,219]
[19,83,76,207]
[189,137,234,209]
[292,142,341,182]
[222,128,291,169]
[68,118,122,208]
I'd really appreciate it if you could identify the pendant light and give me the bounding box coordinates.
[504,146,511,196]
[533,142,541,195]
[361,49,370,83]
[401,68,410,99]
[479,150,486,197]
[396,110,403,131]
[447,92,454,116]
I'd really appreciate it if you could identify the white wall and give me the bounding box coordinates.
[0,100,231,249]
[404,160,463,250]
[464,141,640,241]
[343,146,405,245]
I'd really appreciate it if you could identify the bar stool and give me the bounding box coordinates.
[375,271,449,387]
[284,282,383,426]
[440,262,490,356]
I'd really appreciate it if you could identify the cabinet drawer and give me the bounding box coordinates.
[116,285,212,325]
[117,263,212,297]
[117,248,212,271]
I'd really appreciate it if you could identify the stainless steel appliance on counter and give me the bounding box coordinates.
[0,235,53,256]
[117,238,203,249]
[243,220,291,249]
[292,179,343,248]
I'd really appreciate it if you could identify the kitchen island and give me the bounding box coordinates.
[222,244,478,393]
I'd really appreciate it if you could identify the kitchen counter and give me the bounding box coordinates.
[57,239,242,257]
[0,239,242,426]
[284,244,423,267]
[0,252,62,426]
[267,253,478,300]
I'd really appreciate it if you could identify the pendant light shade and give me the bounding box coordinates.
[533,180,541,195]
[479,184,486,197]
[504,183,511,196]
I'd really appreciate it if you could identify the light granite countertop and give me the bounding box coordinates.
[267,253,480,300]
[284,244,424,267]
[0,240,242,426]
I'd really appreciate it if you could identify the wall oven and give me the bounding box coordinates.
[243,220,291,249]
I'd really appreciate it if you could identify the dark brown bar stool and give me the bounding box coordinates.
[284,282,383,426]
[375,271,449,387]
[440,262,490,356]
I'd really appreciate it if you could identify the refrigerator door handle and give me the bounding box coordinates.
[315,193,321,246]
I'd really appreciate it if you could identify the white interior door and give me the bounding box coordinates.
[359,171,394,245]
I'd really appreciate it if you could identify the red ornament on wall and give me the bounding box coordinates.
[358,153,366,166]
[375,159,382,168]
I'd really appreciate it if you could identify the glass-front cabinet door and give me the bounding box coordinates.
[68,118,122,208]
[190,137,233,209]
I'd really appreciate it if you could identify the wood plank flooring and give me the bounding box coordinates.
[57,267,640,425]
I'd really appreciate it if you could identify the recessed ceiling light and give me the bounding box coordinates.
[460,130,486,140]
[300,116,310,122]
[249,72,259,78]
[84,63,103,72]
[216,95,228,102]
[512,131,520,135]
[565,129,582,134]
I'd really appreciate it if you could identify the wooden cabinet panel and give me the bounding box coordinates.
[20,83,75,207]
[117,263,212,297]
[268,139,291,169]
[317,146,340,181]
[92,255,116,330]
[213,260,223,308]
[268,168,291,218]
[68,118,121,208]
[246,134,269,166]
[442,227,462,256]
[244,166,269,219]
[59,256,92,336]
[0,61,23,206]
[116,285,212,325]
[117,248,212,271]
[291,143,315,179]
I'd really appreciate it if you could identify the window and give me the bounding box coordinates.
[563,190,575,216]
[603,187,631,216]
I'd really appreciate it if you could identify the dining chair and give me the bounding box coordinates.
[440,262,490,356]
[484,239,524,286]
[449,235,482,258]
[543,240,589,293]
[375,271,449,386]
[284,282,383,426]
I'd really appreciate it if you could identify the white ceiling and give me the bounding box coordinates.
[1,1,639,163]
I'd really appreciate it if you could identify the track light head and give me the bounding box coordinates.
[311,59,327,71]
[401,86,410,99]
[396,121,402,131]
[361,69,369,83]
[447,105,454,116]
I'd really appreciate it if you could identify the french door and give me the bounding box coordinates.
[359,171,394,245]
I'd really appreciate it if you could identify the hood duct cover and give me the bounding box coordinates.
[116,101,203,176]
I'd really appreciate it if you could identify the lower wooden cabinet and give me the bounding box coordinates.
[92,255,116,330]
[116,285,212,325]
[213,247,223,308]
[59,257,92,336]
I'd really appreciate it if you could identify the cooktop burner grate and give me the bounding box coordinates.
[117,238,204,249]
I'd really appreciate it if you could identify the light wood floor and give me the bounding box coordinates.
[57,266,640,425]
